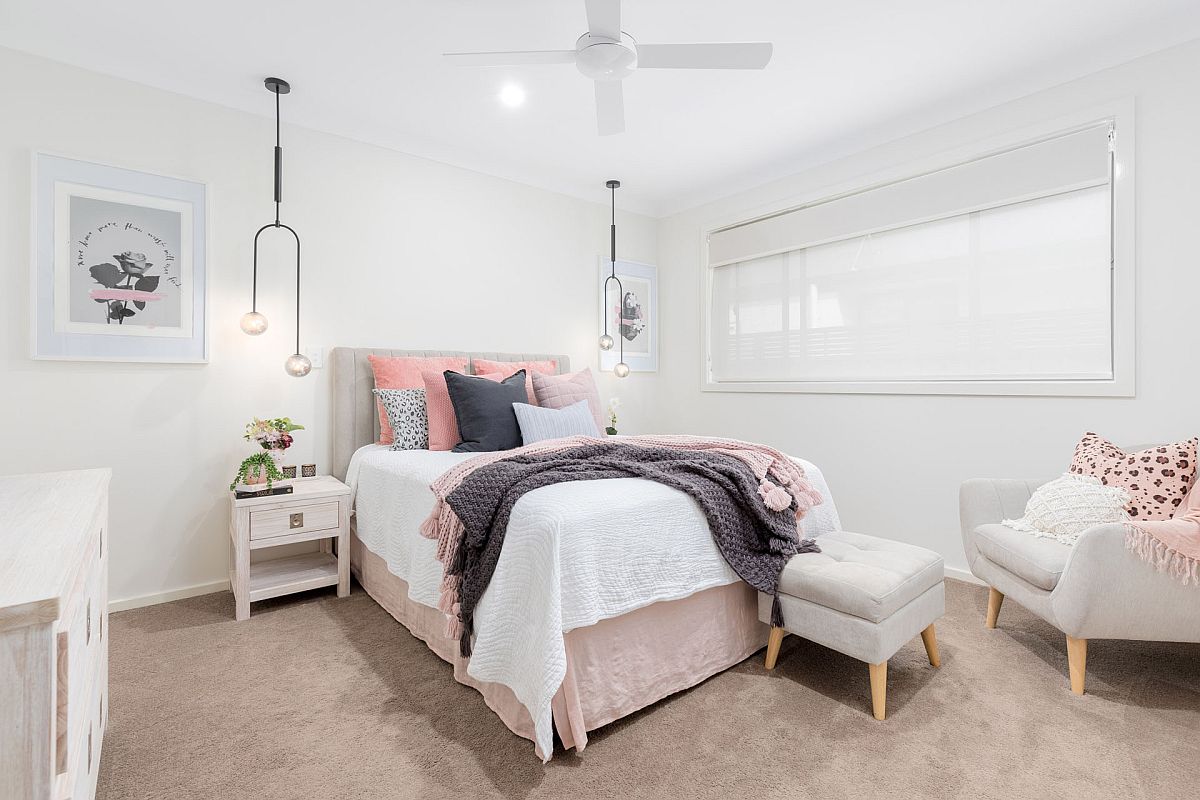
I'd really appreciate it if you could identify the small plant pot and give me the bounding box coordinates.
[243,464,269,485]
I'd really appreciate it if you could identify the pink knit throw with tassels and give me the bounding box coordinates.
[418,435,824,635]
[1127,481,1200,586]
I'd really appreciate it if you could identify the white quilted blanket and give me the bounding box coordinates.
[346,444,840,759]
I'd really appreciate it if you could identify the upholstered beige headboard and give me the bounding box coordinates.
[330,348,572,480]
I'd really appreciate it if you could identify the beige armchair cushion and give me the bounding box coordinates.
[972,523,1071,591]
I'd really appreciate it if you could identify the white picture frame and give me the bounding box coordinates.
[598,258,657,373]
[31,152,209,363]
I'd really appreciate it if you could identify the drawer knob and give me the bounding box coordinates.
[289,512,304,529]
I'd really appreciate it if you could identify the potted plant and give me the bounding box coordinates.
[606,397,620,436]
[244,417,304,465]
[230,451,285,492]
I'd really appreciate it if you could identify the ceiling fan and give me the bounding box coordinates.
[443,0,773,135]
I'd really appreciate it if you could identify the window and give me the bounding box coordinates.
[704,116,1133,395]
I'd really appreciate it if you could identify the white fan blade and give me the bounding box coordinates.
[636,42,773,69]
[443,50,576,66]
[594,80,625,136]
[585,0,622,41]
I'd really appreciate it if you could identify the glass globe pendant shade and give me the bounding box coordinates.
[598,333,614,351]
[613,362,630,378]
[240,311,268,335]
[284,352,312,377]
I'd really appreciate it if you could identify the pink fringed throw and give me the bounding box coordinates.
[1126,481,1200,586]
[419,434,824,636]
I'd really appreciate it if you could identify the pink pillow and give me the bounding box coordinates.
[422,370,503,451]
[1068,432,1198,520]
[531,368,606,434]
[471,358,558,405]
[368,354,468,445]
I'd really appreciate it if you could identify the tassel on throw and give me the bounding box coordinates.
[758,479,794,512]
[771,593,785,628]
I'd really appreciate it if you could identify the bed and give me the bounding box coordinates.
[331,348,841,759]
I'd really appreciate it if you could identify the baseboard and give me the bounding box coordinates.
[108,579,230,613]
[944,565,984,586]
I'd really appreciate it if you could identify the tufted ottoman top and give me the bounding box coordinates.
[778,531,944,623]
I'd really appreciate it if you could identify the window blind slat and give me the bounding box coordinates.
[709,124,1111,267]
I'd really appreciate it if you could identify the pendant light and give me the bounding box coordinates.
[240,77,311,378]
[600,179,629,378]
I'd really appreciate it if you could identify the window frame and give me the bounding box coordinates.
[699,100,1135,397]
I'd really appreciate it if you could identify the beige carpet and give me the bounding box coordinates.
[96,579,1199,800]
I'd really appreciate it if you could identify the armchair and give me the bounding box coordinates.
[960,476,1200,695]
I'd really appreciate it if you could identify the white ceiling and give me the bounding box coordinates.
[3,0,1200,216]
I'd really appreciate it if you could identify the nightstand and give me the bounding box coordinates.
[228,475,351,621]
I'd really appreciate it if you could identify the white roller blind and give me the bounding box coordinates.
[708,124,1114,386]
[709,124,1112,267]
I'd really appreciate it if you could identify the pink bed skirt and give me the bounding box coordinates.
[349,532,767,757]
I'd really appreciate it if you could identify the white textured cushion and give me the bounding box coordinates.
[777,531,944,623]
[513,400,600,444]
[1002,472,1130,545]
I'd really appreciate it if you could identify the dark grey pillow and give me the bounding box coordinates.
[445,370,528,452]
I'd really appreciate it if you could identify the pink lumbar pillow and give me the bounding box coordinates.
[368,354,468,445]
[1068,432,1198,520]
[471,358,558,405]
[422,369,503,451]
[531,368,605,434]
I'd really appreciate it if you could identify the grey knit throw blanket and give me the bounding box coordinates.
[444,442,820,657]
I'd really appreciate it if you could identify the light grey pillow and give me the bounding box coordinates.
[373,388,428,450]
[512,399,600,444]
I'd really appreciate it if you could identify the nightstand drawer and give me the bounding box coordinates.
[249,501,340,541]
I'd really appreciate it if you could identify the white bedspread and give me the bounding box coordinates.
[347,444,840,759]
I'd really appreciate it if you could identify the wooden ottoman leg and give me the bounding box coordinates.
[920,624,941,667]
[764,626,786,670]
[1066,636,1087,696]
[985,587,1004,629]
[868,661,887,720]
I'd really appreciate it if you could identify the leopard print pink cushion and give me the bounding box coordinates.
[1068,432,1198,520]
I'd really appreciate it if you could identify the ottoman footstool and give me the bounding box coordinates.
[761,531,946,720]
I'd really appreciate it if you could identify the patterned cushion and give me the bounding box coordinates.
[372,388,428,450]
[1068,432,1198,520]
[368,354,468,445]
[422,370,503,451]
[530,368,605,433]
[513,399,601,444]
[471,358,558,405]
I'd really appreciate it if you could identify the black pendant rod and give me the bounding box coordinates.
[257,77,301,355]
[274,87,282,225]
[603,180,623,365]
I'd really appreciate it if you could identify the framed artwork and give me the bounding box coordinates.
[598,258,657,373]
[31,153,208,363]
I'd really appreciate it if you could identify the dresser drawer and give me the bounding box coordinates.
[249,501,340,541]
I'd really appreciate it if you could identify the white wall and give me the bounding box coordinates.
[0,47,657,608]
[652,40,1200,574]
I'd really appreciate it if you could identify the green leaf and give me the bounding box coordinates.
[89,263,123,288]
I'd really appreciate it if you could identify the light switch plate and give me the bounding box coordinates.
[305,347,325,369]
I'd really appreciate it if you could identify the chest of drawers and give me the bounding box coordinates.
[0,469,110,800]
